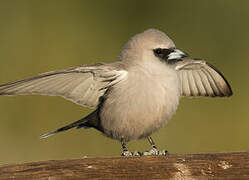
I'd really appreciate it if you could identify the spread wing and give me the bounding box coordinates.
[0,63,127,108]
[175,59,232,97]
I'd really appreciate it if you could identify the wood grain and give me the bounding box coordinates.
[0,151,249,180]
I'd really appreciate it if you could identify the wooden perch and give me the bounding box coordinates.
[0,151,248,180]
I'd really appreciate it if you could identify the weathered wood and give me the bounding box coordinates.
[0,151,248,180]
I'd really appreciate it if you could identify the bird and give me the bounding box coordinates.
[0,29,232,156]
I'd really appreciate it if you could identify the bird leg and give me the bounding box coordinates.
[143,136,168,156]
[121,138,141,156]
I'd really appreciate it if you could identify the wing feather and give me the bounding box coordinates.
[192,70,205,96]
[181,70,191,96]
[188,70,199,96]
[0,63,127,108]
[175,59,232,97]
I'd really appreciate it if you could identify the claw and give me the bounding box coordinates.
[121,150,133,157]
[121,151,142,157]
[142,148,168,156]
[159,150,168,156]
[145,136,169,156]
[133,151,142,156]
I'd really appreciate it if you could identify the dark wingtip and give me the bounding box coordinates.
[206,62,233,97]
[226,87,233,97]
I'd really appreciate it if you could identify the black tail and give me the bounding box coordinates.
[40,117,88,139]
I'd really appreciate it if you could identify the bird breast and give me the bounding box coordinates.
[99,63,181,142]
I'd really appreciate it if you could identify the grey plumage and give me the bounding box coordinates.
[175,59,232,97]
[0,63,126,108]
[0,29,232,156]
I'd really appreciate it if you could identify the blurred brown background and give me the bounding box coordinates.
[0,0,248,165]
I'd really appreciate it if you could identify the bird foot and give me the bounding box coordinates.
[142,148,168,156]
[121,151,142,157]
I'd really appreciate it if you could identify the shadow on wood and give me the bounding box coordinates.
[0,151,249,180]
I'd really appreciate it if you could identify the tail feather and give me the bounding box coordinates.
[40,130,59,139]
[40,117,87,139]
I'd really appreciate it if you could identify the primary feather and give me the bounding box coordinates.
[0,63,126,108]
[175,59,232,97]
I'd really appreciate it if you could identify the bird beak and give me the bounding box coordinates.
[168,49,188,60]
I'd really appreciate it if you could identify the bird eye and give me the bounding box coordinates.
[154,48,162,55]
